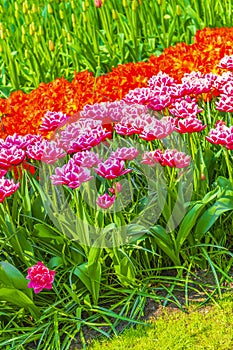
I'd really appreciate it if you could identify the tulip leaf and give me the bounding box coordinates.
[0,287,40,319]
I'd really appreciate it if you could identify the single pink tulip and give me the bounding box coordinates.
[26,262,56,294]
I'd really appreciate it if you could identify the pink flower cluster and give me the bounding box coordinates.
[26,261,56,294]
[141,149,191,168]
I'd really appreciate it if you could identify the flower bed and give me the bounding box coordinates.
[1,23,233,350]
[1,27,233,138]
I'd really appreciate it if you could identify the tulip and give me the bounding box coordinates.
[96,193,115,209]
[26,261,56,294]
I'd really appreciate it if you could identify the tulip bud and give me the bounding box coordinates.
[15,9,20,19]
[123,0,127,7]
[164,14,171,20]
[34,33,39,43]
[25,49,29,58]
[32,4,37,13]
[24,15,30,25]
[72,13,76,25]
[201,173,206,181]
[29,22,36,35]
[176,5,182,16]
[82,12,87,22]
[49,39,54,51]
[71,1,75,9]
[48,4,53,14]
[67,32,72,42]
[112,9,118,20]
[157,0,162,4]
[82,1,86,11]
[0,28,4,40]
[21,26,26,36]
[59,10,64,19]
[39,26,44,36]
[132,0,137,10]
[22,1,28,14]
[94,0,102,7]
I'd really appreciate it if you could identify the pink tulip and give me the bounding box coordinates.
[215,94,233,112]
[161,149,191,168]
[26,140,46,161]
[141,149,163,166]
[114,114,151,136]
[73,150,102,168]
[148,72,175,89]
[0,133,30,150]
[0,146,25,169]
[139,117,175,141]
[175,117,206,133]
[40,141,66,164]
[218,55,233,70]
[169,97,203,118]
[39,111,69,132]
[94,158,131,179]
[111,147,139,160]
[206,122,231,145]
[80,100,126,123]
[124,87,152,105]
[94,0,103,8]
[51,159,93,188]
[108,181,123,194]
[26,261,56,294]
[0,177,20,202]
[141,149,190,168]
[96,193,115,209]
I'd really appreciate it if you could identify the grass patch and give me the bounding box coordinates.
[88,295,233,350]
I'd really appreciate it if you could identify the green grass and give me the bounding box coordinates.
[88,295,233,350]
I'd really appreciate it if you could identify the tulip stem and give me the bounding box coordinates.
[223,148,233,185]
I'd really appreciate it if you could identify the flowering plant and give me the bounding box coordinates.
[26,262,56,294]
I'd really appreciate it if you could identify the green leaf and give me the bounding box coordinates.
[34,223,64,243]
[0,261,28,291]
[31,196,46,221]
[176,187,219,249]
[0,288,40,319]
[113,255,136,287]
[150,225,180,266]
[74,263,92,295]
[194,195,233,241]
